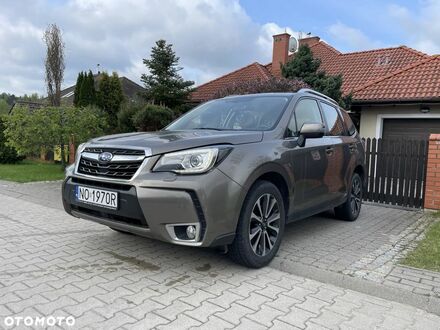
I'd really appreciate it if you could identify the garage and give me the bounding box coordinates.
[382,118,440,140]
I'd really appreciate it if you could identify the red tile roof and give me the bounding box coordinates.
[191,38,437,103]
[191,62,271,102]
[353,55,440,102]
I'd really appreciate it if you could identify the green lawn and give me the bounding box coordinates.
[0,159,65,183]
[401,214,440,272]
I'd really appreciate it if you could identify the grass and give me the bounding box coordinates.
[401,214,440,272]
[0,159,65,183]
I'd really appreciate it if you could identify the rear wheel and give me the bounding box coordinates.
[229,181,285,268]
[335,173,362,221]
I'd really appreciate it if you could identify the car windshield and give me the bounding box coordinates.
[166,95,290,131]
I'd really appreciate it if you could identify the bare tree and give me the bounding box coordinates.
[43,24,65,107]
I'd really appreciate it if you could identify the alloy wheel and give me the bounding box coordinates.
[249,193,280,256]
[350,176,362,216]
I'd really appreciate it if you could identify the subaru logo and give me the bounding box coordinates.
[98,152,113,163]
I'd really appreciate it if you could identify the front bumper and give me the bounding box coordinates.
[62,164,243,247]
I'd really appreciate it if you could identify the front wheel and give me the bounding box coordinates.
[335,173,362,221]
[228,181,285,268]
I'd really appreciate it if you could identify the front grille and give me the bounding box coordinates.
[78,158,143,180]
[84,147,145,156]
[77,147,145,180]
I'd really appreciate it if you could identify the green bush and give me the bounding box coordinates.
[0,116,23,163]
[3,105,108,159]
[132,104,174,131]
[117,102,142,133]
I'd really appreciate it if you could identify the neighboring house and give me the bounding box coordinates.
[9,100,44,113]
[191,33,440,140]
[60,73,145,105]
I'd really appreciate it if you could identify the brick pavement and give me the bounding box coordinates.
[1,180,439,299]
[1,191,440,329]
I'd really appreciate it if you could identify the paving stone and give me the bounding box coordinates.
[190,315,234,330]
[247,305,285,327]
[278,306,317,328]
[184,301,224,323]
[215,303,254,325]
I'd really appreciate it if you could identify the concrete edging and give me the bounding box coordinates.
[270,259,440,316]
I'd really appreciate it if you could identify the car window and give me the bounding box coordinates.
[320,102,345,136]
[340,109,357,135]
[290,99,323,136]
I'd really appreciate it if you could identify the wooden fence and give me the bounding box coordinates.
[363,138,428,208]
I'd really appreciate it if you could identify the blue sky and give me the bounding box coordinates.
[241,0,435,52]
[0,0,439,95]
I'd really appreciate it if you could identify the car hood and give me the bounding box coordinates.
[88,130,263,156]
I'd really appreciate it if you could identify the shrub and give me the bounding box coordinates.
[0,116,23,163]
[132,104,174,131]
[117,102,142,133]
[3,105,108,159]
[213,77,308,99]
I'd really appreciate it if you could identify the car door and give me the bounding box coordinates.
[319,101,349,205]
[286,98,330,217]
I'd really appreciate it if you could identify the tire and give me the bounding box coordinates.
[109,227,133,235]
[229,180,285,268]
[335,173,362,221]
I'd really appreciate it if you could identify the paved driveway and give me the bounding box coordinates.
[1,180,438,298]
[0,181,439,329]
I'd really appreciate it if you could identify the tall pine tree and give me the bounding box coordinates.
[78,70,96,107]
[282,44,352,108]
[73,72,84,107]
[141,39,194,108]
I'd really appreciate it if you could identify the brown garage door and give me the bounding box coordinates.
[382,118,440,140]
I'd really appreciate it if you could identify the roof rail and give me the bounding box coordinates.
[298,88,338,105]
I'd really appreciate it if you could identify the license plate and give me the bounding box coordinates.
[75,186,118,209]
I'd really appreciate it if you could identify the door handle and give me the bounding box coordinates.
[349,143,357,153]
[326,147,334,155]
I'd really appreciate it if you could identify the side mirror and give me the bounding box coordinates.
[298,122,325,147]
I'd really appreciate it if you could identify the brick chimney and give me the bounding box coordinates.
[272,32,290,77]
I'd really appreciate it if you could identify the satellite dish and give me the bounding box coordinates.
[288,36,298,53]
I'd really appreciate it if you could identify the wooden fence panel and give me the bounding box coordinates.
[363,138,428,208]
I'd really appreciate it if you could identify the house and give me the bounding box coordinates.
[60,73,145,105]
[9,74,145,113]
[191,33,440,140]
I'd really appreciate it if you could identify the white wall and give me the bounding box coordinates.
[359,104,440,138]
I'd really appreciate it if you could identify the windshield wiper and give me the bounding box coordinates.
[192,127,225,131]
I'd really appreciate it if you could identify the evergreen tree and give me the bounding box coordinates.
[282,44,352,108]
[73,72,84,107]
[78,70,96,107]
[97,72,124,130]
[141,39,194,108]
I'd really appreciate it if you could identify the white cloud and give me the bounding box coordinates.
[389,1,440,54]
[0,0,294,95]
[327,22,383,51]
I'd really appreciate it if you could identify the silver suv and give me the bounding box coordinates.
[62,89,365,268]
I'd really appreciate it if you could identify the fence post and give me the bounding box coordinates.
[424,134,440,210]
[69,135,75,165]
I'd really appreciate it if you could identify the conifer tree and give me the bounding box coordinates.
[282,44,352,108]
[141,39,194,108]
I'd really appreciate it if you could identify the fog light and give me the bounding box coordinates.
[186,225,196,240]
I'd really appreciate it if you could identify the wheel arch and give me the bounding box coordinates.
[233,162,293,230]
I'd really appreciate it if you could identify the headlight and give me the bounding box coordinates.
[154,148,219,174]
